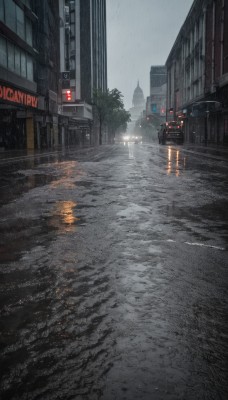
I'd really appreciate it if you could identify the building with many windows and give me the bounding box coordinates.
[147,65,166,119]
[166,0,228,144]
[0,0,61,150]
[0,0,107,150]
[58,0,107,146]
[0,0,38,149]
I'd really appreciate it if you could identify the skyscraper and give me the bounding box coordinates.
[59,0,107,145]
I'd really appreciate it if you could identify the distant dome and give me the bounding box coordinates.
[132,81,145,108]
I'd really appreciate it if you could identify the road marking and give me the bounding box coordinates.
[184,242,225,251]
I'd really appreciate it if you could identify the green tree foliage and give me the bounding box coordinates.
[93,88,131,144]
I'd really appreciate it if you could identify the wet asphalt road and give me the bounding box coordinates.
[0,143,228,400]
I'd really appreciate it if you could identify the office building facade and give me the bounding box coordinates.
[166,0,228,144]
[149,65,167,119]
[59,0,107,146]
[0,0,39,149]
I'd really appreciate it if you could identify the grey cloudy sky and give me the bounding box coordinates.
[106,0,193,110]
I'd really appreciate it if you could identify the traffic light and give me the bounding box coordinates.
[66,90,72,101]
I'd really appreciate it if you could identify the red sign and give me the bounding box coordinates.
[0,84,38,108]
[66,90,72,101]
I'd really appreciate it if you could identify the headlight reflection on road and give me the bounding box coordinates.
[167,147,172,175]
[176,150,180,177]
[167,148,181,176]
[128,142,135,159]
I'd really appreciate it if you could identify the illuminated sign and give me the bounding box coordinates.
[0,84,38,108]
[66,90,72,101]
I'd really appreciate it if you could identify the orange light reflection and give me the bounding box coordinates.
[49,200,79,233]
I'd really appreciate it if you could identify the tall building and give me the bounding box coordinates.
[0,0,107,150]
[166,0,228,144]
[149,66,166,119]
[59,0,107,145]
[0,0,61,150]
[33,0,60,149]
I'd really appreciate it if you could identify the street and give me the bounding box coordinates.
[0,143,228,400]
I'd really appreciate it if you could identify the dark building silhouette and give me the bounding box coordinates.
[147,65,167,118]
[32,0,60,148]
[0,0,107,149]
[59,0,107,146]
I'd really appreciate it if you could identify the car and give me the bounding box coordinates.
[158,121,184,145]
[122,135,142,143]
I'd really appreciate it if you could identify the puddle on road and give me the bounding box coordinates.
[47,200,86,233]
[0,200,86,263]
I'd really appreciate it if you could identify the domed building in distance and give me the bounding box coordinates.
[128,81,145,133]
[132,81,145,109]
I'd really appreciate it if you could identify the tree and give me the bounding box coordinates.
[107,108,131,140]
[93,88,131,144]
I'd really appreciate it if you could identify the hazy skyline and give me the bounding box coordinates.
[106,0,193,110]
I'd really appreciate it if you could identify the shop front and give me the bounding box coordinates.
[0,82,39,150]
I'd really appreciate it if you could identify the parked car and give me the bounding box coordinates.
[158,121,184,145]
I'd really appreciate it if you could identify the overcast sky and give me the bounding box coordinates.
[106,0,193,110]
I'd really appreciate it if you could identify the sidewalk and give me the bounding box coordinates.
[182,143,228,160]
[0,144,98,163]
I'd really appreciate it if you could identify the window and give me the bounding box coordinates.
[8,41,15,71]
[27,55,33,80]
[0,0,4,21]
[5,0,16,31]
[15,46,21,74]
[0,34,33,81]
[16,5,25,39]
[0,35,7,67]
[70,39,75,52]
[25,18,32,46]
[21,51,26,77]
[70,12,75,23]
[70,58,75,69]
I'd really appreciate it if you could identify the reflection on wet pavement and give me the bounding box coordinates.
[48,201,80,233]
[166,147,184,176]
[0,145,228,400]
